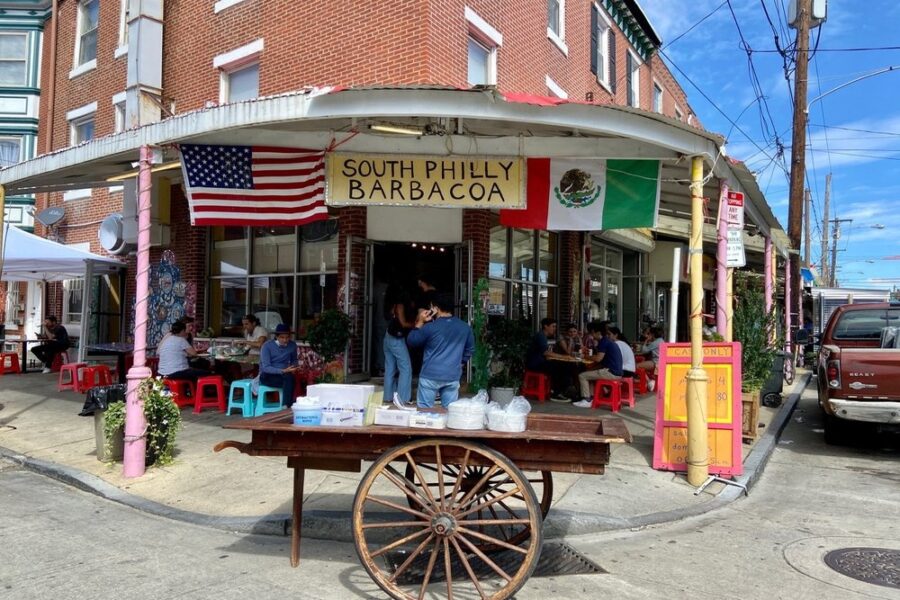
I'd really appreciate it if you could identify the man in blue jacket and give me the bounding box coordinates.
[406,292,474,408]
[259,323,300,406]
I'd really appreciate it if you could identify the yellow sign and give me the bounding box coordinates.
[325,153,525,208]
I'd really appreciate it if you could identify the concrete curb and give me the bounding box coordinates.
[1,373,810,542]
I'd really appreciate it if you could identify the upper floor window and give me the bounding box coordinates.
[0,136,21,167]
[590,4,612,90]
[67,102,97,146]
[214,39,263,103]
[76,0,99,66]
[547,0,567,55]
[113,91,126,133]
[653,82,663,113]
[0,34,28,86]
[675,106,684,121]
[465,7,502,87]
[626,51,640,108]
[116,0,129,56]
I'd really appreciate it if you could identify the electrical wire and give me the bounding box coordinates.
[663,1,728,49]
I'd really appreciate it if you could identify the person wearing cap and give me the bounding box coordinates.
[259,323,300,406]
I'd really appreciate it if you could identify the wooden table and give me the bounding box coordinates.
[215,411,630,599]
[87,343,136,384]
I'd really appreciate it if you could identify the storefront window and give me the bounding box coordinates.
[489,224,507,278]
[208,220,338,338]
[588,239,622,325]
[511,229,533,281]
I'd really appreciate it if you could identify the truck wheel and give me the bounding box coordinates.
[824,414,849,446]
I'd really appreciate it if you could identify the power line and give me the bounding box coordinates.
[753,45,900,53]
[809,123,900,137]
[663,1,728,49]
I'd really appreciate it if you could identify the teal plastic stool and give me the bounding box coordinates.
[227,379,255,417]
[255,384,284,416]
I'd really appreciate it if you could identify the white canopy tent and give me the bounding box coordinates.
[1,224,124,362]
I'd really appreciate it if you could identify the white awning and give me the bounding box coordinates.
[1,224,123,282]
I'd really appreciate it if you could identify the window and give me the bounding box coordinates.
[0,137,21,167]
[547,0,567,54]
[70,115,94,145]
[63,279,84,326]
[626,51,640,108]
[113,94,126,133]
[675,106,684,121]
[0,34,28,86]
[487,213,558,328]
[116,0,128,56]
[208,221,339,338]
[4,285,20,326]
[653,83,663,113]
[545,74,567,99]
[465,7,501,87]
[214,39,264,103]
[76,0,99,66]
[590,5,611,89]
[587,240,622,324]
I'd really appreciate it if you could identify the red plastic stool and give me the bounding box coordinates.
[194,375,226,414]
[591,379,624,412]
[634,367,649,394]
[50,351,70,373]
[146,357,159,377]
[58,362,88,391]
[0,352,21,375]
[78,365,113,393]
[162,378,196,408]
[520,370,550,402]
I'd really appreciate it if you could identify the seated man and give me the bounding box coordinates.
[259,323,300,407]
[574,321,623,408]
[157,321,209,383]
[241,314,269,355]
[33,315,70,374]
[609,326,636,378]
[526,318,579,401]
[636,326,663,373]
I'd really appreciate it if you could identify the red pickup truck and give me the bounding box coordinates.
[817,301,900,444]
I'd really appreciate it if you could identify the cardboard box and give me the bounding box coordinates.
[374,407,411,427]
[409,412,448,429]
[321,408,365,427]
[307,384,375,411]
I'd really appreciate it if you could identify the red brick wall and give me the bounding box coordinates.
[336,206,367,371]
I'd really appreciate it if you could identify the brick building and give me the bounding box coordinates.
[2,0,788,378]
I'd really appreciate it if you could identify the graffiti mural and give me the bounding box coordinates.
[130,250,196,348]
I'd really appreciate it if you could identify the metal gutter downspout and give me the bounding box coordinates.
[44,0,58,154]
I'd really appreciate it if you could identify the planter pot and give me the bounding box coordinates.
[741,389,761,441]
[323,359,345,383]
[489,387,516,406]
[94,413,123,462]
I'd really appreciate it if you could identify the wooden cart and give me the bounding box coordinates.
[215,411,630,600]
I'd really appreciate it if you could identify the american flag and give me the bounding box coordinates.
[179,144,329,226]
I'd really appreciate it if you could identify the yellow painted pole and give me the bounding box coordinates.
[687,156,709,486]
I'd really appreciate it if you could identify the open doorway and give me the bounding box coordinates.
[371,242,455,376]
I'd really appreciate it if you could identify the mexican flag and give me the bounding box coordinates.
[499,158,661,231]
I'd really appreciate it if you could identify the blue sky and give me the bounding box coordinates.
[641,0,900,289]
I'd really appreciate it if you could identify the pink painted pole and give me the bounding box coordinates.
[715,182,728,335]
[764,236,773,316]
[123,145,153,478]
[784,256,792,352]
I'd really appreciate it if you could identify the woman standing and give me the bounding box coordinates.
[383,288,413,404]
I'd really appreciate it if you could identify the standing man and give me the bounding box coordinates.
[406,292,474,408]
[574,321,623,408]
[259,323,300,406]
[33,315,70,374]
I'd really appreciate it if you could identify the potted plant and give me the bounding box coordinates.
[486,318,531,404]
[103,377,182,466]
[305,308,352,383]
[469,278,491,393]
[732,271,777,440]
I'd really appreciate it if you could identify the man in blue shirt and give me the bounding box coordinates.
[526,317,579,401]
[406,293,474,408]
[574,320,623,408]
[260,323,300,407]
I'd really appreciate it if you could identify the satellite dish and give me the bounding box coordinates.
[35,206,65,227]
[98,213,132,255]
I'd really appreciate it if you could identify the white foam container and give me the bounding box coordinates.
[486,411,527,433]
[446,400,486,430]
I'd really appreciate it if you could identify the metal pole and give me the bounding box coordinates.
[821,174,830,283]
[787,0,810,355]
[668,247,681,343]
[725,265,734,342]
[764,236,773,317]
[715,182,728,337]
[686,156,709,486]
[78,259,93,364]
[784,257,791,355]
[123,145,153,478]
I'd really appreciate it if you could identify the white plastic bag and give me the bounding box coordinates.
[485,395,531,432]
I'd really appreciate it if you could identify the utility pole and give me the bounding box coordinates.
[830,218,852,286]
[803,188,811,266]
[821,173,830,284]
[787,0,811,334]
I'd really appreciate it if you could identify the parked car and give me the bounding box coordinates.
[817,301,900,444]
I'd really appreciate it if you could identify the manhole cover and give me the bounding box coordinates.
[386,541,605,585]
[824,547,900,590]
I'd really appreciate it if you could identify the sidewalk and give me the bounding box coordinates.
[0,370,810,541]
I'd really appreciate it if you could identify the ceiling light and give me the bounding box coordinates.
[369,123,423,136]
[105,161,182,182]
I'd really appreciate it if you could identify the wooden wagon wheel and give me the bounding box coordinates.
[404,463,553,548]
[352,438,544,600]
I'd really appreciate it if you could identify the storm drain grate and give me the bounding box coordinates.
[386,541,606,585]
[824,547,900,590]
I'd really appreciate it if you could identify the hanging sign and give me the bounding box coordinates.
[726,229,746,268]
[652,342,743,477]
[725,190,744,228]
[326,153,525,208]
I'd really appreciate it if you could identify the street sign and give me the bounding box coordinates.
[725,191,744,228]
[726,229,746,267]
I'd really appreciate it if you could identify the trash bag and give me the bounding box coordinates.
[79,384,128,416]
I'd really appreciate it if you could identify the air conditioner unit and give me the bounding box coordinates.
[101,177,173,255]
